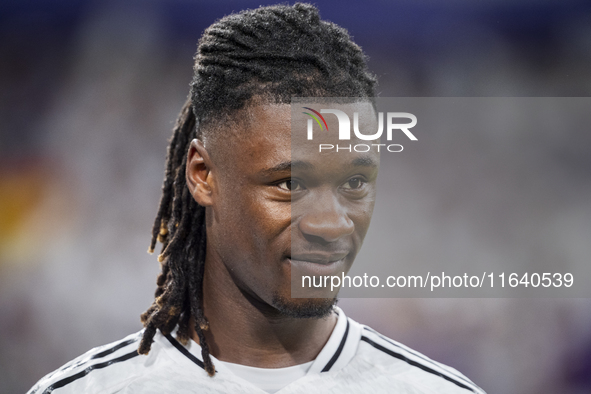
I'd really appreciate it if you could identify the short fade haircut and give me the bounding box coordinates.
[139,3,377,376]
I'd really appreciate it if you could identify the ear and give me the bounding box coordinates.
[186,139,214,206]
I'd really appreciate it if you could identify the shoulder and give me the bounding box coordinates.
[27,328,224,394]
[27,331,146,394]
[348,321,486,394]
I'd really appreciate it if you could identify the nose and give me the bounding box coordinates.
[298,193,354,243]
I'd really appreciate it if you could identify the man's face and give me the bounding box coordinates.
[200,103,379,317]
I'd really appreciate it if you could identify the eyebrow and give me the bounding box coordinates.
[259,160,315,176]
[259,156,378,177]
[351,156,379,168]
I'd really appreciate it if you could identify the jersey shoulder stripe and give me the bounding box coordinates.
[360,326,485,393]
[58,332,142,376]
[38,350,140,394]
[362,326,479,390]
[27,331,143,394]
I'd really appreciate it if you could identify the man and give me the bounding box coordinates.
[28,3,485,393]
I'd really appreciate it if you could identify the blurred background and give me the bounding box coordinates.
[1,0,590,393]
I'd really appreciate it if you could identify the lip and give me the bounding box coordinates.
[289,252,349,265]
[287,254,348,277]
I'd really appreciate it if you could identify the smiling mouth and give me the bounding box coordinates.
[287,252,350,279]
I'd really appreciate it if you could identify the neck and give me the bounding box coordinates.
[190,250,337,368]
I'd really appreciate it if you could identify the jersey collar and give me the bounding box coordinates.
[306,306,360,374]
[160,306,360,376]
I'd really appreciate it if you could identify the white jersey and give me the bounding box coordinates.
[28,308,485,394]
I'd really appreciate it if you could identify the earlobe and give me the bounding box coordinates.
[186,139,214,206]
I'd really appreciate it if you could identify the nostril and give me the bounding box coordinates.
[298,213,354,243]
[301,232,332,246]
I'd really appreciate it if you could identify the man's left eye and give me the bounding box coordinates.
[277,180,303,191]
[342,177,365,190]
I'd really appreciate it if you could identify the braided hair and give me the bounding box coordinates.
[138,3,377,376]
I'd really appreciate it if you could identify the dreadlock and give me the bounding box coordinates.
[138,2,377,376]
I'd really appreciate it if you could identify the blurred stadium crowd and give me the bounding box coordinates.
[1,1,590,393]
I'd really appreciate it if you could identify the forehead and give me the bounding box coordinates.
[209,102,380,177]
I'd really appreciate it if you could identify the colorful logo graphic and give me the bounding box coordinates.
[300,106,417,153]
[302,107,328,131]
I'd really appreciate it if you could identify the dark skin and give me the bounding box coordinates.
[185,103,379,368]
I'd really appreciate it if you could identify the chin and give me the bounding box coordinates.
[271,293,337,319]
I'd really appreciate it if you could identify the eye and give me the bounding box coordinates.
[277,179,303,191]
[342,177,366,190]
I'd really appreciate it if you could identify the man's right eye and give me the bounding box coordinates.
[277,180,303,191]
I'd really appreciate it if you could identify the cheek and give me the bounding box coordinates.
[215,195,292,301]
[209,188,256,262]
[251,201,291,234]
[214,189,290,258]
[349,197,376,241]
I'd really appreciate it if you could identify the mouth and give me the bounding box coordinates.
[290,252,348,265]
[287,252,349,277]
